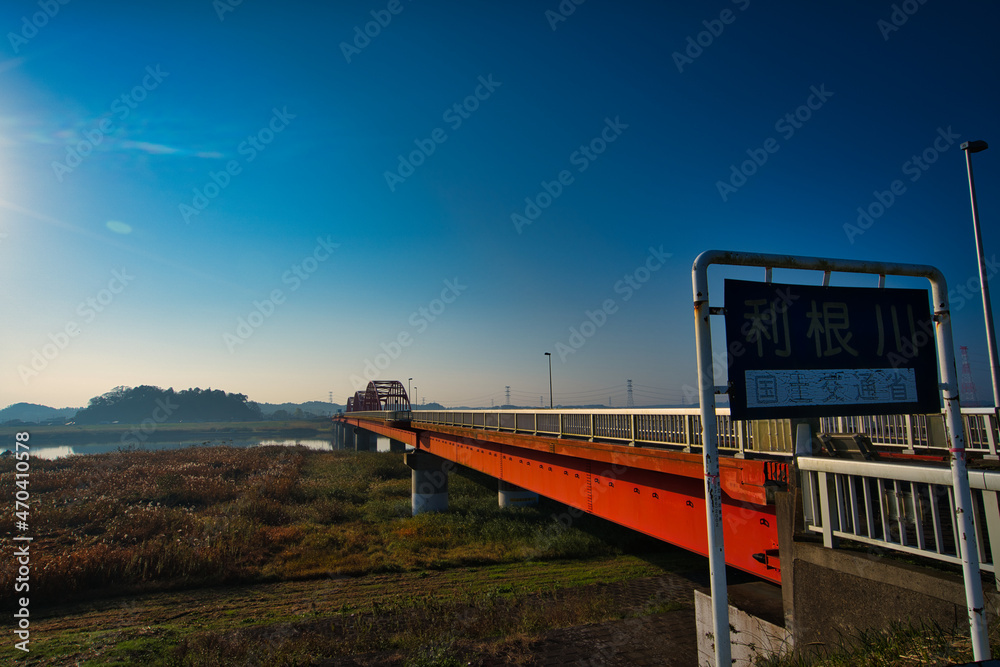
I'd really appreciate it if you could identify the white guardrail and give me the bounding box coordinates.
[799,455,1000,584]
[368,407,1000,458]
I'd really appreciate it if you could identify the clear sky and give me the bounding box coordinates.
[1,0,998,410]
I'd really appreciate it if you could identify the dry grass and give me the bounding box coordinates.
[0,446,664,611]
[1,446,306,605]
[754,620,1000,666]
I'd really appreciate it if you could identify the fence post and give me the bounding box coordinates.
[904,414,916,455]
[981,490,1000,592]
[986,410,999,460]
[817,471,839,549]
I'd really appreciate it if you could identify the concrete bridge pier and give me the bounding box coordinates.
[354,428,377,452]
[331,423,345,450]
[498,480,538,508]
[405,450,448,515]
[375,436,408,452]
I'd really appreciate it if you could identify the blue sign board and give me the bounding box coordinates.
[724,279,941,420]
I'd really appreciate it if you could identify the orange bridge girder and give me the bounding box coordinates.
[335,415,785,584]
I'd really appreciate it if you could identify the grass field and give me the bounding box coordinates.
[6,444,993,665]
[1,445,707,665]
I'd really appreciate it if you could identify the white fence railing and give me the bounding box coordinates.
[386,408,1000,457]
[799,456,1000,584]
[408,408,750,453]
[821,408,1000,457]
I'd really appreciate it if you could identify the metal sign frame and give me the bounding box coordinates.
[692,250,989,666]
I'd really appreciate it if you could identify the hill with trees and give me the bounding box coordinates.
[73,386,263,425]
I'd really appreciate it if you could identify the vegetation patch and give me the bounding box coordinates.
[0,445,710,664]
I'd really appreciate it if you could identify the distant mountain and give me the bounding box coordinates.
[1,398,344,425]
[258,401,342,418]
[0,403,79,424]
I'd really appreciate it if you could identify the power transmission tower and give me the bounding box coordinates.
[505,386,510,407]
[961,346,979,406]
[627,379,634,408]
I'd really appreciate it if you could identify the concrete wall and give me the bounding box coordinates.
[789,540,984,651]
[775,488,998,656]
[695,584,792,666]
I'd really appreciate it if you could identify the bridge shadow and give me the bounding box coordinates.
[450,464,761,589]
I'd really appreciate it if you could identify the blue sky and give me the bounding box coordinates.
[1,0,998,410]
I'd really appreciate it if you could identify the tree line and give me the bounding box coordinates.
[73,386,264,424]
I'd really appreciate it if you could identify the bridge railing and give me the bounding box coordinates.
[798,456,1000,584]
[821,408,1000,457]
[343,407,1000,458]
[408,408,758,454]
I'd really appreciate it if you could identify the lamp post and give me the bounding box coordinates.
[408,378,413,405]
[544,352,553,408]
[962,140,1000,408]
[413,386,418,408]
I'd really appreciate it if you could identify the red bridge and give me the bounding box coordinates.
[335,381,789,584]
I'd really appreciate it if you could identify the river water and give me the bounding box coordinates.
[24,438,337,460]
[21,435,404,460]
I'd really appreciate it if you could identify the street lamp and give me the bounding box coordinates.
[408,378,413,405]
[544,352,553,409]
[413,386,418,408]
[961,140,1000,408]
